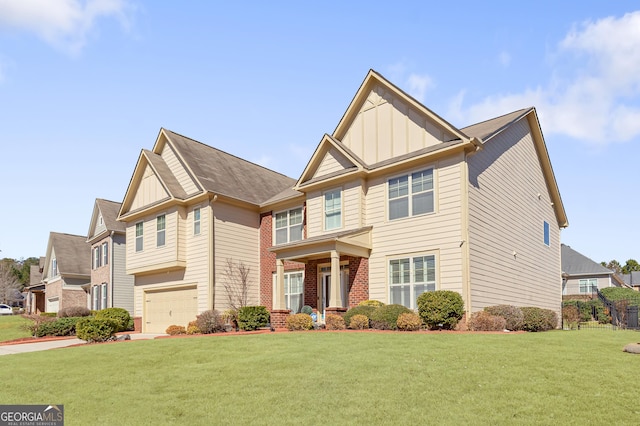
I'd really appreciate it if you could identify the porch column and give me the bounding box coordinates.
[274,258,286,310]
[329,250,342,307]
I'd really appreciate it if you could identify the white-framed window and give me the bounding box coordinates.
[389,254,436,309]
[98,215,103,226]
[388,168,434,220]
[273,271,304,313]
[135,222,143,252]
[102,242,108,266]
[52,258,58,277]
[93,246,101,269]
[92,286,100,310]
[101,283,108,309]
[274,207,303,245]
[579,278,597,294]
[543,221,550,246]
[193,208,201,235]
[324,189,342,230]
[157,215,166,247]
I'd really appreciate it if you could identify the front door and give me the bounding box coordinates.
[320,267,349,320]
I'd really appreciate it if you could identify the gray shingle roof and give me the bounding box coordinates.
[561,244,612,276]
[461,108,531,141]
[50,232,90,277]
[96,199,125,233]
[620,272,640,286]
[143,149,189,199]
[164,130,297,205]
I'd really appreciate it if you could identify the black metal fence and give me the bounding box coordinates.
[563,291,640,330]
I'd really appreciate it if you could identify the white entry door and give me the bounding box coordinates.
[321,267,349,320]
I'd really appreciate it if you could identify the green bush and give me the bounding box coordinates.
[521,307,558,332]
[349,314,369,330]
[417,290,464,330]
[195,310,225,334]
[40,312,57,318]
[76,317,118,342]
[358,300,385,307]
[396,312,422,331]
[343,305,376,328]
[57,306,92,318]
[483,305,524,331]
[34,317,83,337]
[369,304,412,330]
[166,325,187,335]
[469,311,506,331]
[562,305,581,330]
[301,305,313,315]
[325,314,346,330]
[600,287,640,305]
[285,313,313,331]
[237,306,270,331]
[95,308,131,332]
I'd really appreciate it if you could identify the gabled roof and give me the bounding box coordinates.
[88,199,125,240]
[561,244,612,276]
[461,108,531,141]
[620,272,640,287]
[44,232,90,279]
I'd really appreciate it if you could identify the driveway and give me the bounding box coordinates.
[0,334,166,356]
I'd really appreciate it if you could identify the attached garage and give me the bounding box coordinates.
[144,286,198,333]
[46,297,59,313]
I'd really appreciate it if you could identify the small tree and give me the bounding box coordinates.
[222,258,256,311]
[0,261,21,305]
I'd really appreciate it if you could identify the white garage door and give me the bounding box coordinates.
[47,297,59,313]
[144,286,198,333]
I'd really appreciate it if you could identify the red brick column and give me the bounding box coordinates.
[348,256,369,307]
[134,316,142,332]
[270,309,291,328]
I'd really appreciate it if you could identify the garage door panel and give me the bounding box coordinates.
[145,286,197,333]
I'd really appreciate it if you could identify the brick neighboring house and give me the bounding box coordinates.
[41,232,90,313]
[86,198,134,314]
[24,257,45,314]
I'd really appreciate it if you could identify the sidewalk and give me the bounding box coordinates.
[0,333,166,356]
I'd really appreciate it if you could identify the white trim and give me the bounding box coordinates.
[386,165,436,222]
[323,187,343,231]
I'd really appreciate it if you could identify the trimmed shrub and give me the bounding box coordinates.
[76,317,117,343]
[325,314,346,330]
[562,305,581,330]
[237,306,270,331]
[23,314,56,336]
[285,313,313,331]
[469,311,507,331]
[195,310,225,334]
[417,290,464,330]
[484,305,524,331]
[521,307,558,332]
[34,317,83,337]
[396,312,422,331]
[349,314,369,330]
[369,304,413,330]
[358,300,385,307]
[166,325,187,335]
[600,287,640,305]
[186,320,201,335]
[95,308,131,332]
[301,305,313,315]
[57,306,91,318]
[343,305,376,328]
[221,309,238,325]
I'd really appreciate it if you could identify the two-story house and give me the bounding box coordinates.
[117,130,295,332]
[41,232,91,313]
[263,70,568,326]
[86,198,134,314]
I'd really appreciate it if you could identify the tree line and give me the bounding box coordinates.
[600,259,640,275]
[0,257,40,304]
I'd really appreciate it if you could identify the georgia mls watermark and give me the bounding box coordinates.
[0,405,64,426]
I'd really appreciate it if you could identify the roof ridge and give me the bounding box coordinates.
[461,107,532,130]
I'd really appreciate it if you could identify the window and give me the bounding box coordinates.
[157,215,166,247]
[93,246,101,269]
[101,283,108,309]
[92,286,100,310]
[389,254,436,309]
[579,278,598,294]
[193,208,201,235]
[102,242,108,266]
[274,207,303,244]
[135,222,144,252]
[388,168,434,220]
[98,215,103,226]
[285,271,304,314]
[324,189,342,230]
[52,258,57,277]
[543,221,550,246]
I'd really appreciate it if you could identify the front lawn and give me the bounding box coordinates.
[1,330,639,424]
[0,315,31,342]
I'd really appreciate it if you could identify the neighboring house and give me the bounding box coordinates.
[117,130,295,333]
[265,70,568,326]
[86,198,134,314]
[619,271,640,291]
[24,257,45,314]
[561,244,623,297]
[41,232,91,313]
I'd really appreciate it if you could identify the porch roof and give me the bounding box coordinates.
[269,226,373,261]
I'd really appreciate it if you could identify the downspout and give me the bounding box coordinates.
[208,194,218,310]
[110,231,115,308]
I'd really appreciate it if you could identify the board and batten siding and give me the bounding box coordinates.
[130,165,170,211]
[366,154,465,302]
[305,180,363,237]
[213,202,260,310]
[111,233,134,314]
[467,118,561,314]
[340,84,456,165]
[160,142,199,195]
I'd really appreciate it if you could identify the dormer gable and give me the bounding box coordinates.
[87,199,124,243]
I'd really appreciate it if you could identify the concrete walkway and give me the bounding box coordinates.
[0,334,166,356]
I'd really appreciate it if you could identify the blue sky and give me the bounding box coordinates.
[0,1,638,266]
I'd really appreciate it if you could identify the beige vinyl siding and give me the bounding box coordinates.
[161,142,199,195]
[563,275,612,296]
[366,155,465,302]
[343,180,362,230]
[92,218,107,239]
[313,148,354,179]
[213,202,260,310]
[111,233,134,314]
[130,165,170,211]
[467,119,561,314]
[305,181,362,237]
[341,84,456,165]
[306,190,323,237]
[126,207,184,272]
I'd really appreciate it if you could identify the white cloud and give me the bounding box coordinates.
[0,0,132,54]
[406,73,433,103]
[454,11,640,145]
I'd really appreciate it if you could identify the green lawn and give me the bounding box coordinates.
[0,315,31,342]
[2,330,640,425]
